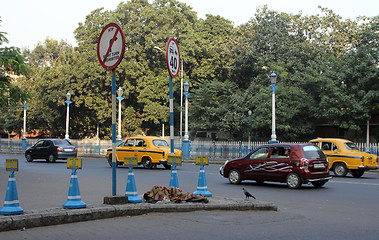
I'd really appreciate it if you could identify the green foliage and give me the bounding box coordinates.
[1,3,378,141]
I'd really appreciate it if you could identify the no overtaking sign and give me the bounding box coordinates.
[97,23,125,70]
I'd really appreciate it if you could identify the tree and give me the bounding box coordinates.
[0,17,30,135]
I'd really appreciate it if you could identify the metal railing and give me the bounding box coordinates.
[1,138,378,164]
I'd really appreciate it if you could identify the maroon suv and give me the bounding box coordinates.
[220,143,332,189]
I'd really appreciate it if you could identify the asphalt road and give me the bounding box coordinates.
[1,153,379,239]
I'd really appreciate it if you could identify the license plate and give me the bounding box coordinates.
[314,163,324,168]
[65,149,73,152]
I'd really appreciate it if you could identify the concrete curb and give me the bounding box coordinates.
[0,197,277,232]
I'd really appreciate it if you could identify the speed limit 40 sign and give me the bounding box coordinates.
[166,38,180,78]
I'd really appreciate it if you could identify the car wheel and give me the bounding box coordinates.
[107,154,113,167]
[142,158,153,169]
[286,172,302,189]
[311,181,326,188]
[350,170,364,178]
[47,154,56,163]
[107,154,120,168]
[333,163,348,177]
[26,154,33,162]
[228,169,242,184]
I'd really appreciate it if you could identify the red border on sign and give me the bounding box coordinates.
[97,23,126,70]
[166,37,181,78]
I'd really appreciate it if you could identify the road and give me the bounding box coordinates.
[1,153,379,239]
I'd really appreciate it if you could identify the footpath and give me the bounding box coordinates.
[0,197,277,232]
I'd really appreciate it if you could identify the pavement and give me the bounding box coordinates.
[0,197,277,232]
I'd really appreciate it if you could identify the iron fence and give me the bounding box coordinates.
[0,138,378,164]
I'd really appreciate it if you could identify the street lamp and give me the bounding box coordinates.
[116,87,124,141]
[248,110,252,149]
[269,71,279,143]
[65,92,72,140]
[21,101,28,151]
[182,81,190,159]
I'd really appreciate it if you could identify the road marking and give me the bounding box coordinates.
[330,180,379,186]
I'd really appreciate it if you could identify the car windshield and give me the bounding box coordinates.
[303,145,325,159]
[52,139,72,146]
[152,139,169,147]
[345,142,359,150]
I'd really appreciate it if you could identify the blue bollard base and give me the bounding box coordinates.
[0,206,24,215]
[63,200,87,209]
[193,190,212,197]
[125,195,142,203]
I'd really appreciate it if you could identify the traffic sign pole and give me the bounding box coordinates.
[166,38,180,188]
[97,23,125,196]
[112,70,117,196]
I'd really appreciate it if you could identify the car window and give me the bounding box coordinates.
[249,147,270,159]
[331,143,338,151]
[153,139,169,147]
[52,139,71,146]
[135,139,147,147]
[125,139,134,147]
[321,142,332,151]
[310,141,319,147]
[35,141,44,147]
[44,141,51,147]
[270,146,291,158]
[345,142,359,150]
[303,145,326,159]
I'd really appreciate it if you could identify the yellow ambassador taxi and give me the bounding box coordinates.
[106,136,182,169]
[309,138,378,177]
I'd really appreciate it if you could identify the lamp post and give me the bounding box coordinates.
[65,92,72,140]
[21,101,28,151]
[161,121,165,138]
[248,110,252,149]
[269,71,279,143]
[182,81,190,159]
[116,87,124,141]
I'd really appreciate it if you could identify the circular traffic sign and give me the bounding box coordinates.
[166,38,180,78]
[97,23,125,70]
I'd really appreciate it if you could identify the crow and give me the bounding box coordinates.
[242,188,256,200]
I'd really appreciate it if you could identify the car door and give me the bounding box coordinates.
[117,139,135,163]
[321,141,339,166]
[42,140,53,159]
[134,139,147,163]
[266,146,292,181]
[31,140,45,159]
[241,146,271,180]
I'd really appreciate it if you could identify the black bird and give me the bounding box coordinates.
[242,188,256,200]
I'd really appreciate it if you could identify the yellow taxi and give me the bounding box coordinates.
[106,136,182,169]
[309,138,378,177]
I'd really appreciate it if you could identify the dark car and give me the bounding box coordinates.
[220,143,332,189]
[25,139,77,163]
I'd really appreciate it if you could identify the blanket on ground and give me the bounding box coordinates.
[144,186,208,203]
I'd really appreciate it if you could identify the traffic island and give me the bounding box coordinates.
[0,197,278,232]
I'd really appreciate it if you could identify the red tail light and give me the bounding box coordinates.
[300,158,309,169]
[74,147,77,152]
[57,146,63,152]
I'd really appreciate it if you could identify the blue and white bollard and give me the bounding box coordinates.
[63,169,87,209]
[0,171,24,215]
[193,165,212,197]
[169,165,179,188]
[125,168,142,203]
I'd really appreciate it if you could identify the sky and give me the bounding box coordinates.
[1,0,378,50]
